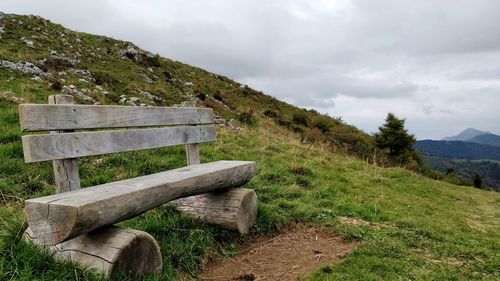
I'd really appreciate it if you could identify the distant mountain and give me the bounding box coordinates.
[442,128,491,141]
[467,133,500,147]
[414,140,500,161]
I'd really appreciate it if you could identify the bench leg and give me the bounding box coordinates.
[24,226,162,278]
[171,188,258,234]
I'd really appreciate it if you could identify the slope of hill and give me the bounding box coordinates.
[468,133,500,147]
[0,13,374,160]
[1,14,499,281]
[442,128,491,141]
[414,140,500,161]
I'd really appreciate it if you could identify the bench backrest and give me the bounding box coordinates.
[19,95,214,192]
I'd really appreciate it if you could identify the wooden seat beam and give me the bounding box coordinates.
[25,160,256,245]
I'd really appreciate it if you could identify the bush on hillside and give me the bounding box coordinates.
[239,111,257,126]
[263,110,278,118]
[292,112,309,127]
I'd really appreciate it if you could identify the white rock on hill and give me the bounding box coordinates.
[0,60,51,77]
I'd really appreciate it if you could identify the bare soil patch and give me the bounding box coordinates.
[198,224,357,281]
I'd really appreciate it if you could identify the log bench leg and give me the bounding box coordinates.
[171,188,258,234]
[24,226,162,278]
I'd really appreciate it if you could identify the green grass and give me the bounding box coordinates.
[1,100,499,280]
[1,13,499,281]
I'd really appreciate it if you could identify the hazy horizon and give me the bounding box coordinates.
[1,0,499,139]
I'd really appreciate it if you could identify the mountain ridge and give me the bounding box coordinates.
[467,133,500,147]
[442,128,491,141]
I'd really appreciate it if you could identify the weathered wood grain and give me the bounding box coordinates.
[22,125,216,163]
[185,143,200,165]
[48,95,81,192]
[172,188,258,234]
[19,104,214,131]
[182,102,202,166]
[25,160,256,245]
[24,226,162,278]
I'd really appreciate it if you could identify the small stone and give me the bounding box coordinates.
[129,97,140,105]
[138,72,154,84]
[138,90,162,102]
[31,76,43,83]
[22,37,34,47]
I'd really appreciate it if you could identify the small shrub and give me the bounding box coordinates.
[263,110,278,118]
[213,92,224,102]
[106,92,121,103]
[239,111,257,126]
[163,70,173,81]
[138,54,161,67]
[292,112,309,127]
[196,92,206,101]
[50,81,63,91]
[313,118,330,134]
[275,118,292,128]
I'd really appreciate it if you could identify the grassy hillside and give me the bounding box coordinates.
[0,13,374,160]
[1,14,499,280]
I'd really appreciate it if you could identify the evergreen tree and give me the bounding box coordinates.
[374,113,416,165]
[473,173,482,189]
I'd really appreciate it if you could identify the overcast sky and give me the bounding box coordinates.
[2,0,500,139]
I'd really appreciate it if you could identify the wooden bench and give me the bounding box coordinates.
[20,95,258,277]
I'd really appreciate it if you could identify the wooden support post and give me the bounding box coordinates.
[48,95,80,192]
[183,100,201,165]
[172,188,258,234]
[176,100,258,234]
[186,143,200,165]
[24,226,162,278]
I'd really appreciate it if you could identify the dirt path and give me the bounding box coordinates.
[198,225,357,281]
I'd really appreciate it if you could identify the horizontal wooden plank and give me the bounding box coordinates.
[22,125,216,163]
[19,104,214,131]
[25,160,256,245]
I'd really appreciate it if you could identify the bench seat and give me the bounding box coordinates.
[25,160,256,245]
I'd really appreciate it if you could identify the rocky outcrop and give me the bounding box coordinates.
[0,12,4,38]
[0,60,51,77]
[138,90,162,103]
[118,46,138,60]
[61,85,95,104]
